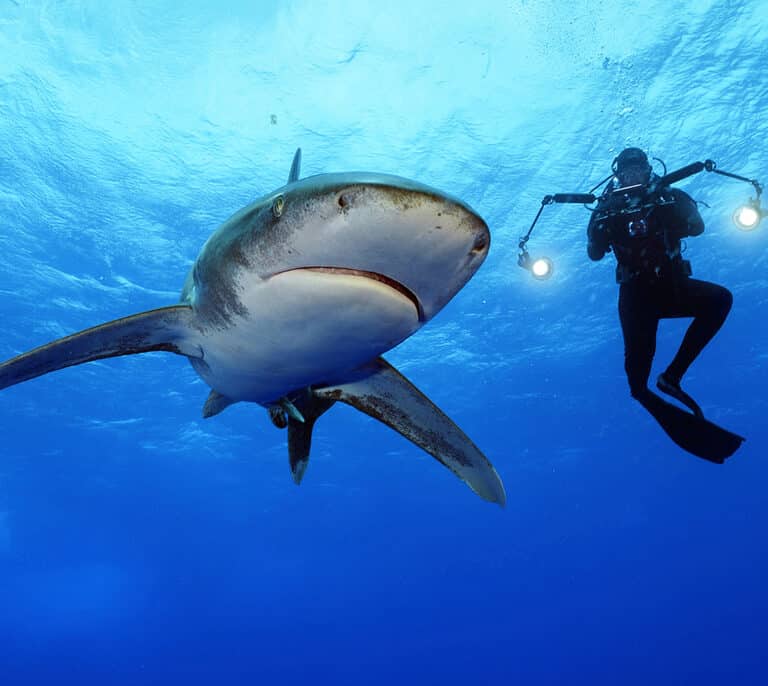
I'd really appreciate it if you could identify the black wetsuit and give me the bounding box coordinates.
[587,180,732,398]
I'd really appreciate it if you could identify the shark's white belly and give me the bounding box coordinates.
[193,269,421,403]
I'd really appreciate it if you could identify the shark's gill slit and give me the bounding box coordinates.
[272,266,425,322]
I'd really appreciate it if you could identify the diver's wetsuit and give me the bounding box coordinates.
[587,180,732,398]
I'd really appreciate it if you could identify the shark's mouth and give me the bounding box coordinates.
[272,266,425,322]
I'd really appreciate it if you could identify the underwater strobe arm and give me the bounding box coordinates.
[518,193,598,280]
[517,158,765,280]
[701,160,764,229]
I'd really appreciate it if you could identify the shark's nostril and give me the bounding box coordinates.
[471,235,488,254]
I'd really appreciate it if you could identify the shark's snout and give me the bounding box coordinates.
[293,180,491,323]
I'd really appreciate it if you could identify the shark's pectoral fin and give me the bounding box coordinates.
[283,389,335,484]
[313,357,506,506]
[202,390,238,418]
[0,305,200,391]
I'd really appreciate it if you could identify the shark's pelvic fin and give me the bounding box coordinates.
[313,357,506,506]
[0,305,200,391]
[268,406,288,429]
[287,148,302,184]
[281,397,305,423]
[284,388,335,484]
[202,389,238,418]
[265,396,307,429]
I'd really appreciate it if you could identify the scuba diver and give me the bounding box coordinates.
[587,147,733,421]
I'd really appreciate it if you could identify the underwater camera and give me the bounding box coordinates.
[517,157,764,280]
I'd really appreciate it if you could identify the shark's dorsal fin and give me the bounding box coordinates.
[287,147,302,184]
[313,357,506,505]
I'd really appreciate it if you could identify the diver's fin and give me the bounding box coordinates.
[0,305,200,391]
[202,390,238,418]
[313,357,506,506]
[287,147,302,184]
[636,390,744,463]
[656,373,703,418]
[284,389,335,484]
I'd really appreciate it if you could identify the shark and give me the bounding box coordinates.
[0,149,506,505]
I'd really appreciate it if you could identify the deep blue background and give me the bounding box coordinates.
[1,2,767,684]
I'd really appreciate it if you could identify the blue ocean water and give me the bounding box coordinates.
[1,1,767,683]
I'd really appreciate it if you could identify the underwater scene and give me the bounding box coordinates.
[1,1,767,684]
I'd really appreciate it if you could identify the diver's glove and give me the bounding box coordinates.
[587,220,611,260]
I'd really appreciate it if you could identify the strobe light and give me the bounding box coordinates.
[518,247,554,280]
[733,200,763,231]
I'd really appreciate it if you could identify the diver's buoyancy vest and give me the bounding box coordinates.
[594,184,692,283]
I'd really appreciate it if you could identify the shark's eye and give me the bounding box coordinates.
[272,195,285,218]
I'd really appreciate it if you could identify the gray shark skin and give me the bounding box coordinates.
[0,149,505,505]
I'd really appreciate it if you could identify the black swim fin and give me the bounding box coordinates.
[635,390,744,463]
[656,373,703,418]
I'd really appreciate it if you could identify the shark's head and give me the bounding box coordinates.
[185,158,490,343]
[250,172,490,322]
